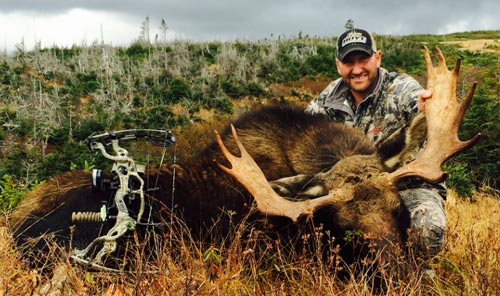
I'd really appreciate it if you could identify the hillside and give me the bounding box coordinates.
[1,30,498,201]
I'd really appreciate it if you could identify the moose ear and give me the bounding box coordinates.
[376,113,427,172]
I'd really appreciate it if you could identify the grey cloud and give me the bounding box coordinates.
[1,0,499,42]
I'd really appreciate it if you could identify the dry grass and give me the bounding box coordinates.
[1,190,499,295]
[444,39,500,54]
[435,192,500,295]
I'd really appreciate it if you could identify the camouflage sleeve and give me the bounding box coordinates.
[391,73,422,122]
[304,80,339,115]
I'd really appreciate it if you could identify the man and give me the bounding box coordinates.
[305,28,446,261]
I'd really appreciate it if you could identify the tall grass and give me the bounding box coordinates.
[1,190,498,295]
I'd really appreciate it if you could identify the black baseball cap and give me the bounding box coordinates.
[336,28,377,61]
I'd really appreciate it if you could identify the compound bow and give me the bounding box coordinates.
[70,129,176,271]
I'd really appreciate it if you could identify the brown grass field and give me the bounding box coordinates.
[1,188,499,295]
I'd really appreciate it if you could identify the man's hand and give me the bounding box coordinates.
[418,89,433,112]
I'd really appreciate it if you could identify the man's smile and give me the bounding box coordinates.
[350,73,369,81]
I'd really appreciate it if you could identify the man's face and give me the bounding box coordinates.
[336,51,382,96]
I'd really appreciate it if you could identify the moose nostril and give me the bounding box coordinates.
[345,175,361,184]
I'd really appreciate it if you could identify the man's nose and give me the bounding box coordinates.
[351,62,364,74]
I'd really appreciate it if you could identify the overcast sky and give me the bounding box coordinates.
[1,0,499,53]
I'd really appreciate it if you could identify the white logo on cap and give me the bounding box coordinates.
[341,31,367,47]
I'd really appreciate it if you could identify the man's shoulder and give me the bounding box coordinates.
[305,77,349,116]
[314,77,347,106]
[320,77,343,96]
[382,69,421,91]
[379,69,423,104]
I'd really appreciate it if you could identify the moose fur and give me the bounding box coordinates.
[9,103,416,266]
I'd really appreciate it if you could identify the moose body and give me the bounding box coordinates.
[8,48,479,270]
[10,105,397,251]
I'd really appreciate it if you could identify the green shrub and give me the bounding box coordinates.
[246,82,266,97]
[445,162,476,197]
[0,149,32,180]
[64,72,101,97]
[73,119,107,141]
[49,126,71,145]
[454,88,500,191]
[120,106,187,130]
[303,45,337,78]
[221,80,246,98]
[0,174,30,212]
[123,42,150,59]
[38,141,95,180]
[203,97,234,114]
[165,78,193,104]
[0,129,6,141]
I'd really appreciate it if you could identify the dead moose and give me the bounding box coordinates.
[8,48,479,271]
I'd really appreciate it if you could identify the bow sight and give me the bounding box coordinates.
[71,129,176,271]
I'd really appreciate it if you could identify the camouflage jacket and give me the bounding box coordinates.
[305,67,422,144]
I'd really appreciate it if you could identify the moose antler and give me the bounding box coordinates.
[386,47,481,184]
[215,125,354,222]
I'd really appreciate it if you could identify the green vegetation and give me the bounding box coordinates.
[0,174,30,212]
[0,30,499,208]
